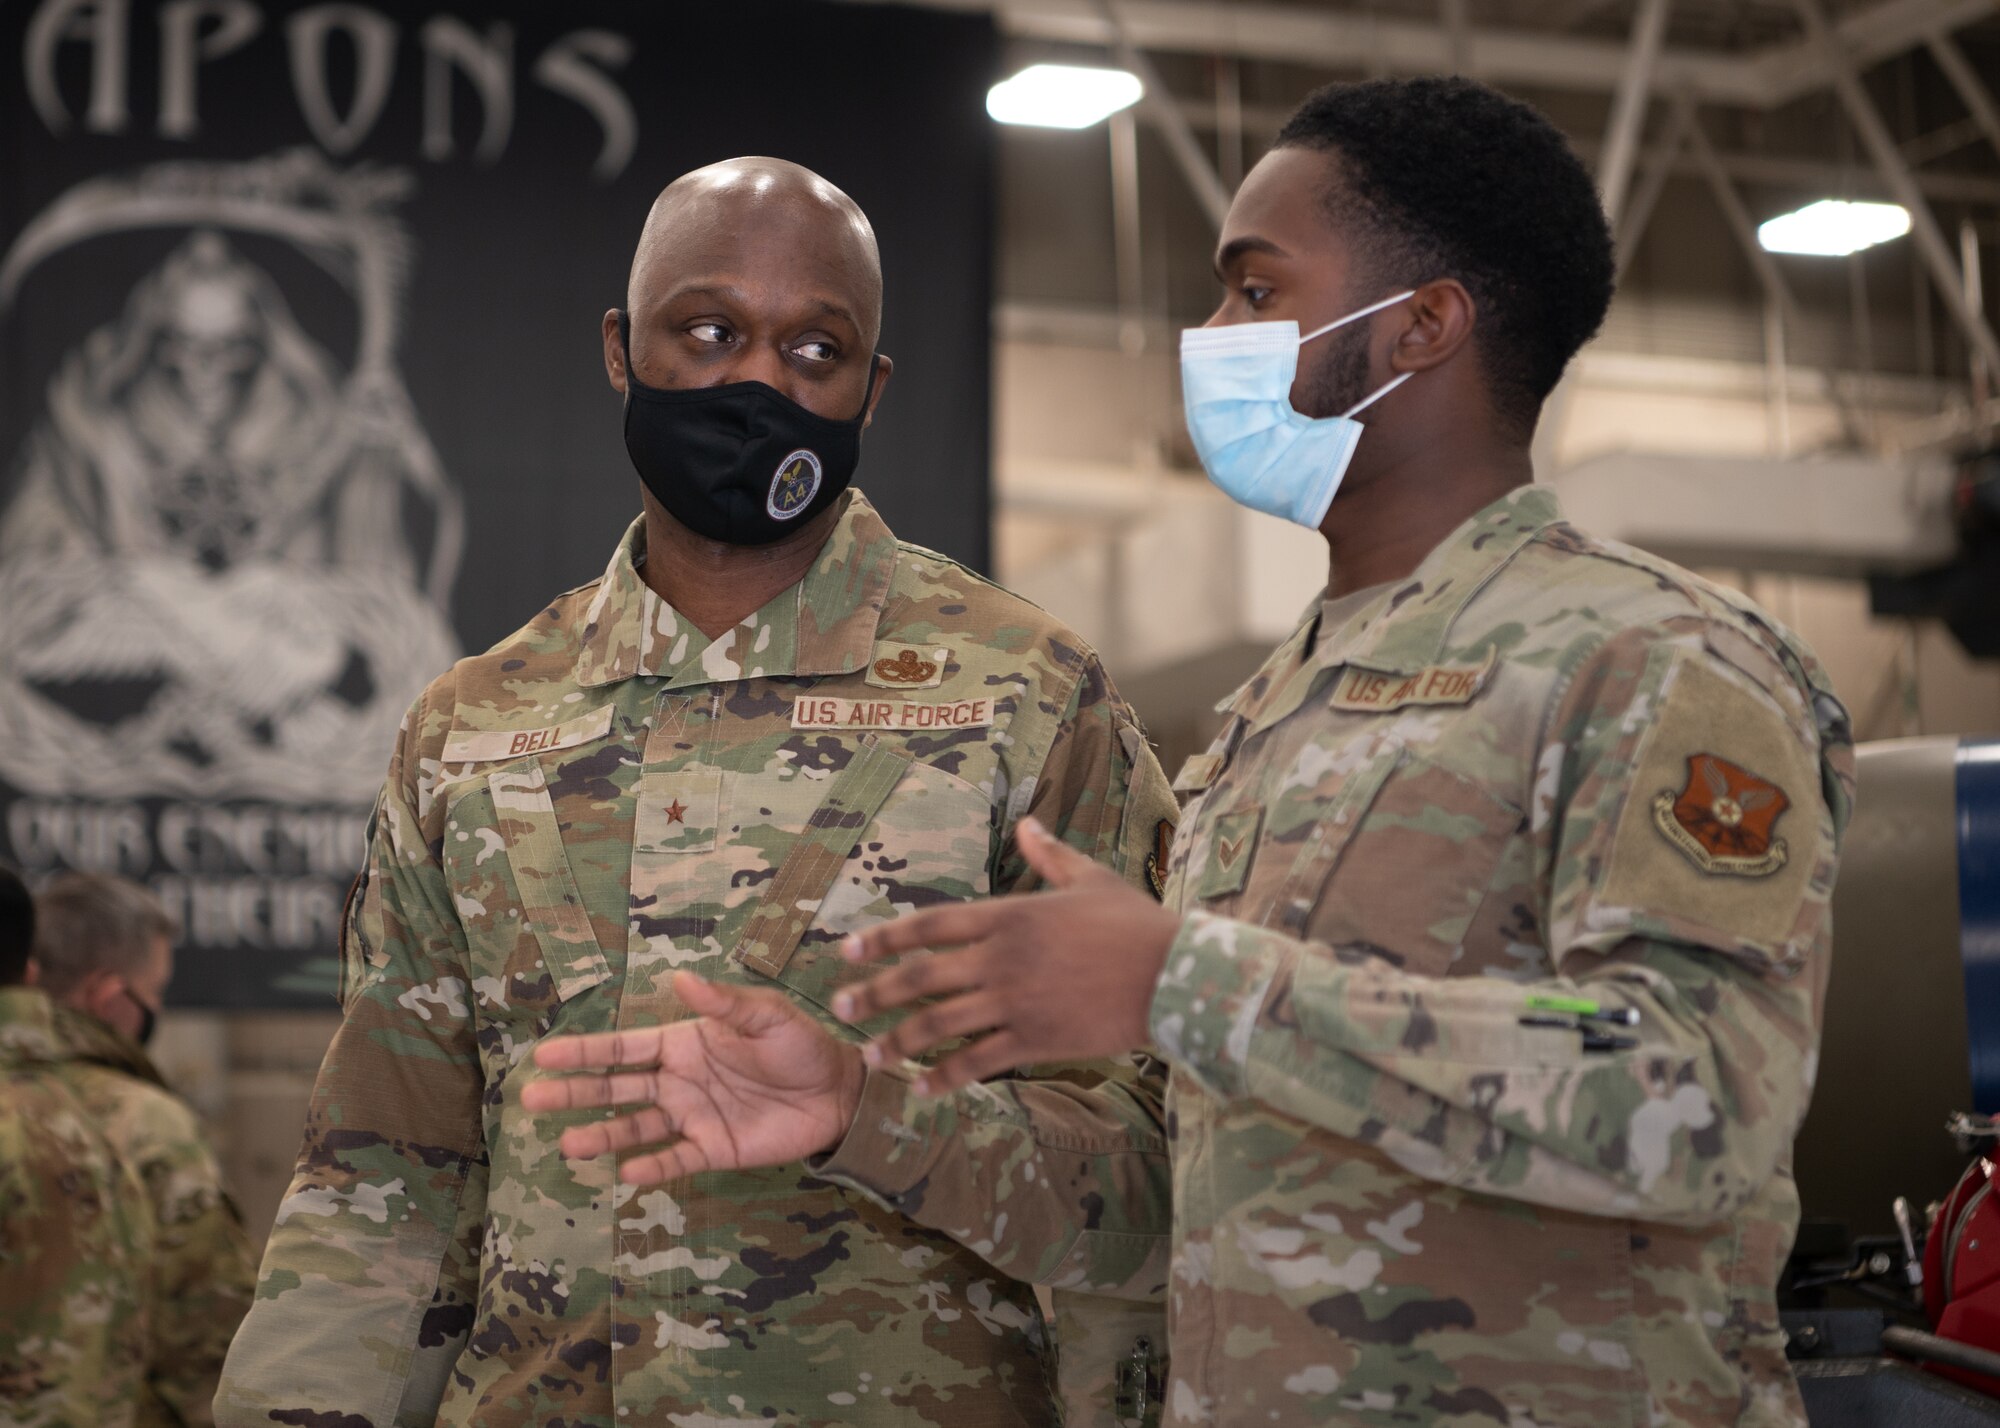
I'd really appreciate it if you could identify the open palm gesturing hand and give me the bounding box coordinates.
[520,970,865,1185]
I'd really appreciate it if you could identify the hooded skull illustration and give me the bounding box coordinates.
[0,152,461,801]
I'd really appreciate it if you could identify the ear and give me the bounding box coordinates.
[860,353,893,432]
[1389,278,1476,375]
[601,308,628,396]
[78,969,123,1020]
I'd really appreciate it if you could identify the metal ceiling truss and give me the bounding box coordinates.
[1788,0,2000,376]
[843,0,1997,109]
[846,0,2000,422]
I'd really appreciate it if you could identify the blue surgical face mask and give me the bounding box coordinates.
[1180,290,1416,529]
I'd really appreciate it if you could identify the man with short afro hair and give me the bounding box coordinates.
[800,74,1854,1427]
[1272,75,1617,439]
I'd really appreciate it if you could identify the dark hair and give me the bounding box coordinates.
[31,872,178,997]
[0,866,33,988]
[1276,76,1615,436]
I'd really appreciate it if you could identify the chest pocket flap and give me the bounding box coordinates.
[735,735,914,980]
[490,761,613,1001]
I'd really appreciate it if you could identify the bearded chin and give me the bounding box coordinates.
[1294,321,1375,422]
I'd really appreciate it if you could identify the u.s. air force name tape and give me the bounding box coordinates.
[791,696,994,732]
[1329,649,1497,712]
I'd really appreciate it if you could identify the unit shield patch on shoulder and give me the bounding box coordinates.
[767,448,822,520]
[1652,752,1791,877]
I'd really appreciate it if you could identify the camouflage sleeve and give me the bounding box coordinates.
[812,654,1178,1424]
[122,1094,255,1427]
[0,1087,154,1428]
[215,688,487,1428]
[1149,623,1853,1228]
[997,654,1180,898]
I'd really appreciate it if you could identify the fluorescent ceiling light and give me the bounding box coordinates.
[1757,199,1912,257]
[987,64,1143,129]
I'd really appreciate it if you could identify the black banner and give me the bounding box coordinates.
[0,0,997,1006]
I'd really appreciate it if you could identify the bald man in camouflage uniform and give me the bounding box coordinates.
[1,867,155,1428]
[216,158,1175,1428]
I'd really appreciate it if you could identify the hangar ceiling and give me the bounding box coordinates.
[853,0,2000,402]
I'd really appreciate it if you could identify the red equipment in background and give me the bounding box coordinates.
[1926,1151,2000,1397]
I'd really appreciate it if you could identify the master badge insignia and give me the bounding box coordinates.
[1652,752,1790,877]
[873,648,939,684]
[864,644,949,689]
[767,448,822,520]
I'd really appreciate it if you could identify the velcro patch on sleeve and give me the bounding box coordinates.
[1594,652,1822,953]
[1330,649,1496,713]
[791,696,994,733]
[442,704,615,765]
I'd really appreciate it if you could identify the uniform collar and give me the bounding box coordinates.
[51,1002,167,1088]
[0,986,62,1065]
[575,489,900,690]
[1316,483,1563,675]
[1217,484,1563,721]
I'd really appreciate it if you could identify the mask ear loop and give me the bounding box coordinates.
[1296,289,1420,420]
[1341,369,1413,420]
[1299,289,1418,345]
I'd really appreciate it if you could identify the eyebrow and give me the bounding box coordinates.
[666,284,859,331]
[666,283,747,308]
[805,297,859,329]
[1212,235,1289,280]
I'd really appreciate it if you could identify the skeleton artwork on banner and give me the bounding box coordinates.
[0,152,463,997]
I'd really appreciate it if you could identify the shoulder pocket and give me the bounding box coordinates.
[1586,650,1825,974]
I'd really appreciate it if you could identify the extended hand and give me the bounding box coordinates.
[830,817,1182,1096]
[520,970,865,1184]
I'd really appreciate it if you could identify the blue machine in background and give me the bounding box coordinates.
[1785,737,2000,1427]
[1796,736,2000,1235]
[1963,740,2000,1114]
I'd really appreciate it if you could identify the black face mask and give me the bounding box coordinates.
[120,985,158,1048]
[618,311,881,546]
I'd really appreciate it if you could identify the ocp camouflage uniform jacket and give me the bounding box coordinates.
[52,1006,256,1428]
[0,986,155,1428]
[819,486,1853,1427]
[1147,486,1851,1425]
[216,490,1178,1428]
